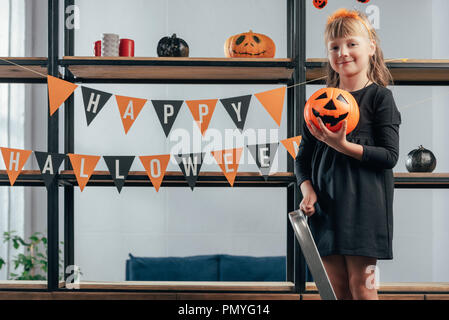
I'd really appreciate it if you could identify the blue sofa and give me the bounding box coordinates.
[126,254,286,281]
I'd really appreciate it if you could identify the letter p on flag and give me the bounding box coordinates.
[185,99,218,136]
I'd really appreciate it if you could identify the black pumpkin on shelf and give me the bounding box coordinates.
[157,34,189,57]
[405,145,437,172]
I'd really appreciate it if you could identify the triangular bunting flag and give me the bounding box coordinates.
[174,152,205,191]
[210,148,243,187]
[103,156,135,193]
[254,87,286,126]
[220,95,252,132]
[0,147,32,186]
[47,75,78,116]
[81,87,113,126]
[115,95,147,134]
[67,153,101,191]
[280,136,302,159]
[34,151,66,189]
[151,100,184,137]
[185,99,218,136]
[139,154,171,192]
[246,143,279,181]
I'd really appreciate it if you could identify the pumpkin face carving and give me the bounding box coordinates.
[304,87,359,134]
[313,0,328,9]
[224,30,275,58]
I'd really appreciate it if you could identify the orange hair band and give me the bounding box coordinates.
[327,8,373,40]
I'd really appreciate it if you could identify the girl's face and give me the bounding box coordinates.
[327,35,375,79]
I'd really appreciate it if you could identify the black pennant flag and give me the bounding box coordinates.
[103,156,135,193]
[34,151,66,189]
[151,100,184,137]
[246,143,279,181]
[174,152,205,191]
[81,86,113,126]
[220,95,251,132]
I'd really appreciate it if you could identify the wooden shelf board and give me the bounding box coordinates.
[62,56,294,81]
[0,57,47,79]
[302,294,427,300]
[3,171,449,187]
[0,280,64,289]
[306,281,449,293]
[306,58,449,83]
[70,281,295,292]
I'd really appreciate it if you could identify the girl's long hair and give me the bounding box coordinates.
[324,10,393,88]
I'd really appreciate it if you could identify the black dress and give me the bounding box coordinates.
[295,83,401,260]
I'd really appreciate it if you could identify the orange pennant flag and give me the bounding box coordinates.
[281,136,302,159]
[67,153,101,192]
[47,75,78,116]
[139,154,171,192]
[115,95,148,134]
[185,99,218,136]
[211,148,243,187]
[254,86,286,126]
[0,147,32,186]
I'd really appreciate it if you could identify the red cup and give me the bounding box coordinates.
[94,40,101,56]
[119,39,134,57]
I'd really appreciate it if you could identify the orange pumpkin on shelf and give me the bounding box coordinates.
[224,30,275,58]
[304,87,359,134]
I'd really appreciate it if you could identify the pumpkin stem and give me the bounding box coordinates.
[419,145,423,149]
[171,34,177,38]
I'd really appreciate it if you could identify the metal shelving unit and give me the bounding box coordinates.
[1,0,448,296]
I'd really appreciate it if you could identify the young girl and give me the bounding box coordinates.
[295,9,401,300]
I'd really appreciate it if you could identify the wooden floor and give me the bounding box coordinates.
[0,291,448,300]
[0,281,448,300]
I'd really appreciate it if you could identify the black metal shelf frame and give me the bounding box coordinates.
[54,0,305,293]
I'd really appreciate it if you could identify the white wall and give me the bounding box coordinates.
[431,0,449,282]
[24,0,449,282]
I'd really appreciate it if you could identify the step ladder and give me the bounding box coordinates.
[288,209,337,300]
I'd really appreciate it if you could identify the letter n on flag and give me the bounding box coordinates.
[115,95,147,134]
[185,99,218,136]
[254,86,286,126]
[210,148,243,187]
[139,154,171,192]
[47,75,78,116]
[280,136,302,159]
[67,154,101,191]
[0,147,32,186]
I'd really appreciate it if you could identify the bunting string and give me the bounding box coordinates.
[0,58,446,193]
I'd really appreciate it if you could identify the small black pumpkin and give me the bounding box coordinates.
[405,145,437,172]
[157,34,189,57]
[357,0,370,3]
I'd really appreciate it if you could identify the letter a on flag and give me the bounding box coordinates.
[139,154,171,192]
[254,86,286,126]
[281,136,302,159]
[47,75,78,116]
[0,147,32,186]
[185,99,218,136]
[211,148,243,187]
[67,154,101,191]
[115,95,147,134]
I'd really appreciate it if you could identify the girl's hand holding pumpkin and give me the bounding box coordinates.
[307,117,348,153]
